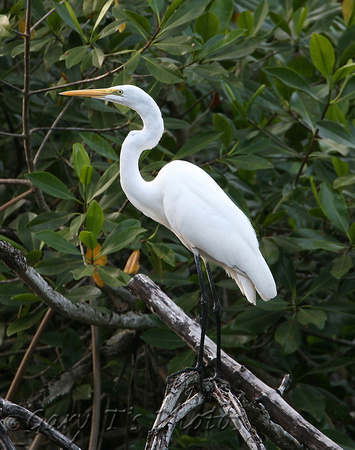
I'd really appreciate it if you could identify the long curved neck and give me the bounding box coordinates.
[119,98,165,221]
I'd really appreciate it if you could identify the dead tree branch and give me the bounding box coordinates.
[0,240,154,330]
[128,273,341,450]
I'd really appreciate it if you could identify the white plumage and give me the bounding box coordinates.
[61,85,277,305]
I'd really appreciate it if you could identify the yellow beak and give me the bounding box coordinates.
[60,88,113,98]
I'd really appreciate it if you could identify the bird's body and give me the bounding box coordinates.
[113,85,276,304]
[61,84,277,376]
[62,85,276,305]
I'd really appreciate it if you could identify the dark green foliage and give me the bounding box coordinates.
[0,0,354,448]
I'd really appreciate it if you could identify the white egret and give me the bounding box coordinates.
[61,85,277,376]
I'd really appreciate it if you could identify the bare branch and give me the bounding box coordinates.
[128,274,342,450]
[0,398,81,450]
[0,241,154,331]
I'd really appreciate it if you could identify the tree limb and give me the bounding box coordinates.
[128,274,342,450]
[0,240,154,331]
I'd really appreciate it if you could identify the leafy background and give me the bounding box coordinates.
[0,0,354,448]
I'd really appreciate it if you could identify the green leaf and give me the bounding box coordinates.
[25,172,76,200]
[228,155,273,171]
[36,231,81,255]
[92,0,114,33]
[194,12,219,42]
[141,327,185,349]
[79,165,94,187]
[73,143,90,178]
[332,61,355,83]
[0,15,12,37]
[331,253,352,279]
[275,320,301,354]
[79,230,98,250]
[96,266,131,287]
[319,183,350,236]
[7,309,46,336]
[310,33,335,78]
[332,156,349,177]
[80,132,118,161]
[213,113,232,148]
[202,29,245,60]
[54,2,87,42]
[26,212,73,232]
[297,308,327,329]
[253,0,268,35]
[159,0,210,35]
[237,10,253,36]
[124,10,150,37]
[88,161,120,201]
[154,36,199,55]
[316,120,355,148]
[92,47,104,68]
[232,309,283,333]
[99,226,146,256]
[292,384,325,421]
[144,57,184,84]
[263,67,319,100]
[174,131,223,159]
[86,201,104,238]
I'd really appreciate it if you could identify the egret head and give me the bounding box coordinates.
[60,84,162,126]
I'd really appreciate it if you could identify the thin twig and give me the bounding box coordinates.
[0,179,31,186]
[6,309,55,401]
[88,300,101,450]
[0,189,33,214]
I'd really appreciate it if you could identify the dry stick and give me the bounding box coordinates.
[128,274,342,450]
[22,0,49,213]
[0,240,154,331]
[6,308,55,401]
[88,302,101,450]
[0,189,33,214]
[0,398,81,450]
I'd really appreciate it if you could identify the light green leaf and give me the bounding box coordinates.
[80,132,118,161]
[332,61,355,83]
[310,33,335,78]
[316,120,355,148]
[237,10,253,36]
[319,183,350,236]
[86,201,104,238]
[99,226,146,256]
[92,0,114,33]
[25,172,76,200]
[89,161,120,201]
[202,29,245,60]
[54,2,87,42]
[174,131,223,159]
[92,47,105,68]
[36,231,81,255]
[159,0,210,36]
[0,15,12,37]
[96,266,131,287]
[80,165,93,187]
[79,230,98,250]
[73,143,90,178]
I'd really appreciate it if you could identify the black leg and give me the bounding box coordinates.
[194,251,209,373]
[206,263,222,378]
